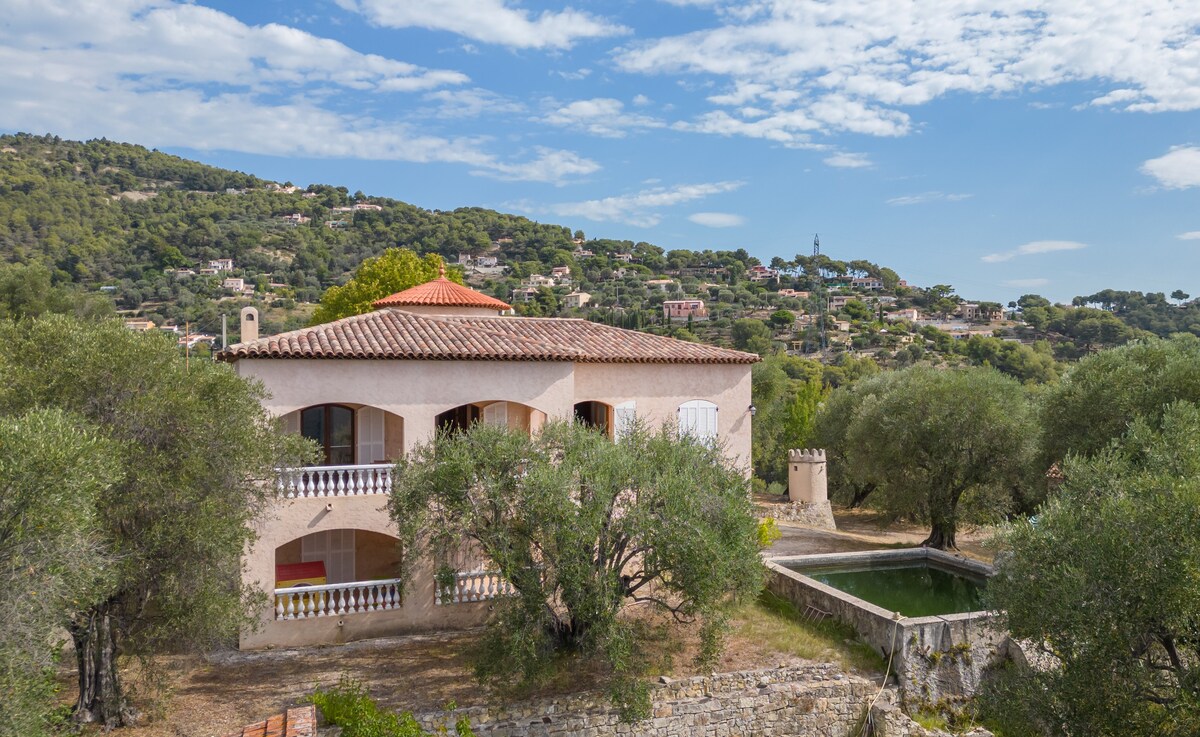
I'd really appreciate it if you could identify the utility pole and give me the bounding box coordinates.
[812,234,827,352]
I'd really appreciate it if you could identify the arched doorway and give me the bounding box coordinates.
[574,401,612,434]
[435,400,546,435]
[273,529,404,619]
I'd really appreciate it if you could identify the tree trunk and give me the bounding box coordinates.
[847,483,876,509]
[920,523,957,550]
[71,603,132,728]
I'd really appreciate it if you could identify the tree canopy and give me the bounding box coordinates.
[0,316,311,727]
[310,248,458,324]
[984,401,1200,736]
[816,366,1035,548]
[389,420,763,718]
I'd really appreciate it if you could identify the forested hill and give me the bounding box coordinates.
[0,133,1190,359]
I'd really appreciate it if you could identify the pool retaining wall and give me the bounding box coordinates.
[766,549,1007,708]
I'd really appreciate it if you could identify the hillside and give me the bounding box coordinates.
[0,133,1163,378]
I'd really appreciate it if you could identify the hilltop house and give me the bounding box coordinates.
[663,299,708,321]
[219,271,756,648]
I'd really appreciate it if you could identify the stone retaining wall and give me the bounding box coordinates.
[414,663,954,737]
[758,500,837,530]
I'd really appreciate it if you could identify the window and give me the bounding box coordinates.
[678,400,718,442]
[301,404,355,465]
[614,401,636,442]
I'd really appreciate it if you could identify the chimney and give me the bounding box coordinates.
[787,448,828,504]
[239,306,259,344]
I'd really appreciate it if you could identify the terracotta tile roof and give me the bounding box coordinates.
[219,309,758,365]
[372,276,512,311]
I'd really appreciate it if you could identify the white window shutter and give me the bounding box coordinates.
[483,401,508,427]
[678,400,718,442]
[357,406,385,464]
[614,401,636,441]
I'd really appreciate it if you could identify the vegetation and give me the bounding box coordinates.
[311,676,474,737]
[0,410,118,737]
[0,316,312,728]
[389,420,763,718]
[311,248,459,324]
[815,366,1035,548]
[984,402,1200,736]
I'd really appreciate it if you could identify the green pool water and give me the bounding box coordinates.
[790,560,987,617]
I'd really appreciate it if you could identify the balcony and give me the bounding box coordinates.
[276,463,393,498]
[435,569,518,605]
[274,578,403,619]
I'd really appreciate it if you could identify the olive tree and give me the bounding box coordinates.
[390,420,763,717]
[818,366,1035,548]
[0,316,311,728]
[984,402,1200,736]
[1039,335,1200,468]
[0,410,117,737]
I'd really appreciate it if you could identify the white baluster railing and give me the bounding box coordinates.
[276,463,393,498]
[435,570,518,605]
[274,578,404,620]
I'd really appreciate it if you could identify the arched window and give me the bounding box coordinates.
[678,400,718,442]
[301,404,355,465]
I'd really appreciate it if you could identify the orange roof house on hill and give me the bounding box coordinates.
[221,271,756,650]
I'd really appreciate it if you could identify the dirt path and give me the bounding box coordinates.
[763,504,996,562]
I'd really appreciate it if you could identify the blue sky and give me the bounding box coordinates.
[2,1,1199,304]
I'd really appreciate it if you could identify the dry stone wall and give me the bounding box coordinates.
[413,663,967,737]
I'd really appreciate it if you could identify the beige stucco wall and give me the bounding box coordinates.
[397,304,506,317]
[235,358,576,454]
[241,493,495,649]
[237,356,752,648]
[573,362,753,473]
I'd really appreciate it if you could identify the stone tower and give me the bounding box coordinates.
[787,448,828,504]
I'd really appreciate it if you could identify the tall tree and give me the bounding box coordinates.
[0,410,117,737]
[390,420,763,719]
[819,366,1034,548]
[984,402,1200,737]
[310,248,459,324]
[1038,335,1200,468]
[0,316,311,727]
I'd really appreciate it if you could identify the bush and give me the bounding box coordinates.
[311,676,474,737]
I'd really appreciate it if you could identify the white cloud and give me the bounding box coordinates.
[0,1,594,184]
[540,98,665,138]
[632,94,652,106]
[689,212,745,227]
[548,181,744,226]
[982,241,1088,263]
[1178,231,1200,240]
[886,191,973,206]
[422,88,525,118]
[336,0,627,49]
[1003,278,1050,288]
[1142,146,1200,189]
[616,1,1200,143]
[552,68,592,80]
[824,152,872,169]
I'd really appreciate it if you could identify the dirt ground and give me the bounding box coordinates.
[66,509,986,737]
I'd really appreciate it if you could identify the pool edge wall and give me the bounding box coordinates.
[765,548,1008,707]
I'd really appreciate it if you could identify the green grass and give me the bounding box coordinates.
[730,590,887,674]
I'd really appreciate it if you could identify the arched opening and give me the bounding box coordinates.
[281,404,405,466]
[574,401,612,435]
[273,529,404,619]
[435,400,546,436]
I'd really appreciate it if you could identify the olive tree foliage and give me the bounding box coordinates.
[0,316,313,728]
[983,402,1200,737]
[1038,335,1200,468]
[816,367,1035,549]
[311,248,459,324]
[751,354,825,486]
[0,410,118,737]
[389,421,763,717]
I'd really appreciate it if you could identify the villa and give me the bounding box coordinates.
[219,270,756,648]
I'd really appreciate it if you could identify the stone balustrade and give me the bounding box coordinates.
[276,463,393,498]
[274,578,403,619]
[435,570,517,605]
